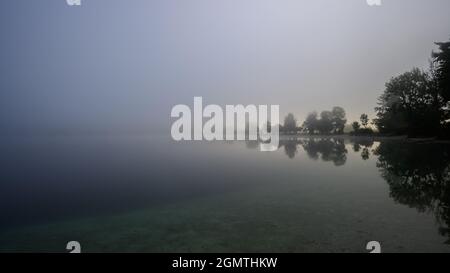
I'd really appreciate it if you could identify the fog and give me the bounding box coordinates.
[1,0,450,134]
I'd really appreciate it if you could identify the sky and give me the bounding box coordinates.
[1,0,450,134]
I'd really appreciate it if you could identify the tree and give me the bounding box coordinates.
[352,121,360,132]
[302,107,347,135]
[332,107,347,134]
[317,111,333,134]
[283,113,297,133]
[303,112,318,134]
[360,114,369,128]
[432,39,450,103]
[374,68,441,136]
[432,39,450,138]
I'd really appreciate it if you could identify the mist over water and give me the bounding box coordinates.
[1,0,450,254]
[1,136,449,252]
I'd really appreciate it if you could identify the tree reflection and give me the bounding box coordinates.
[374,141,450,243]
[301,138,347,166]
[245,136,450,244]
[282,140,298,159]
[361,148,370,160]
[245,140,259,150]
[278,138,348,166]
[351,138,374,160]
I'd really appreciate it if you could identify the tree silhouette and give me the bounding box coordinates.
[432,39,450,138]
[302,112,318,135]
[360,114,369,128]
[302,108,347,135]
[283,113,297,134]
[433,39,450,103]
[372,38,450,137]
[374,68,441,136]
[332,107,347,134]
[317,111,333,134]
[351,121,360,133]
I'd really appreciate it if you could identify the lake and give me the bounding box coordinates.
[0,135,449,253]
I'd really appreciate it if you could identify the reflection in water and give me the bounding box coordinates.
[2,136,450,252]
[361,148,370,160]
[249,136,450,244]
[301,138,347,166]
[351,138,375,161]
[373,141,450,244]
[278,138,348,166]
[281,140,298,159]
[245,140,259,150]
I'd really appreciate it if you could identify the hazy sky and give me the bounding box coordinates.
[1,0,450,133]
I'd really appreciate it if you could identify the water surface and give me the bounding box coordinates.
[0,135,449,252]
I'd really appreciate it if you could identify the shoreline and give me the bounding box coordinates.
[278,134,450,143]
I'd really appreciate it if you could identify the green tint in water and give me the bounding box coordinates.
[0,136,449,252]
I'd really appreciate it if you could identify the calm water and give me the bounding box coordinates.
[0,135,449,253]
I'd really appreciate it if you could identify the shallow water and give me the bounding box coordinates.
[0,135,449,253]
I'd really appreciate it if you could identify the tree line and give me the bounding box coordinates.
[280,38,450,138]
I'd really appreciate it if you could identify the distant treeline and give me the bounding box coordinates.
[279,38,450,138]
